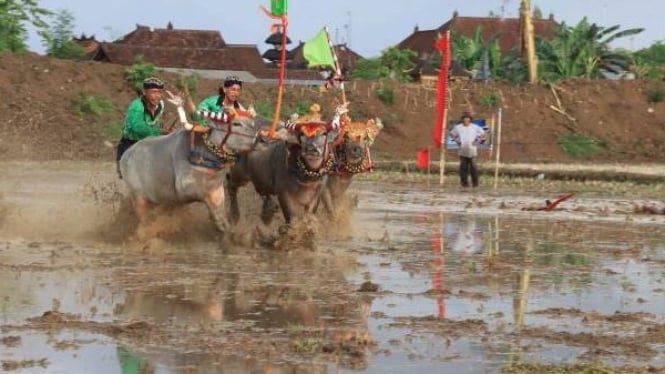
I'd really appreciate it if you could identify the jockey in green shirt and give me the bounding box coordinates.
[195,75,248,125]
[115,76,166,178]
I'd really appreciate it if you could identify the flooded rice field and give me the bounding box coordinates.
[0,162,664,373]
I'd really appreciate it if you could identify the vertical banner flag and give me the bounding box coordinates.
[303,28,336,69]
[433,31,451,148]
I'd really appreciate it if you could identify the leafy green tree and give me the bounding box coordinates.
[537,17,643,81]
[632,41,665,80]
[124,56,157,95]
[379,46,417,82]
[351,47,415,82]
[634,41,665,65]
[350,57,390,80]
[0,0,52,52]
[41,9,85,59]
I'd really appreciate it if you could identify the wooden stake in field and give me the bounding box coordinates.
[493,108,503,190]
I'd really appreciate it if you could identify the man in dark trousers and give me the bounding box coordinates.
[449,112,486,188]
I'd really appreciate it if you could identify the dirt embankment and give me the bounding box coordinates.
[1,52,664,164]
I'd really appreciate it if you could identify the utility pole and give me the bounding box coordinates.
[520,0,538,83]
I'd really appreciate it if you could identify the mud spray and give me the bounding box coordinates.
[0,162,361,252]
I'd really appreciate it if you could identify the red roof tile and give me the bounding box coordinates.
[116,25,226,48]
[396,30,438,57]
[95,43,269,76]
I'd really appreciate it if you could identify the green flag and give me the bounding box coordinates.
[303,28,335,69]
[271,0,288,16]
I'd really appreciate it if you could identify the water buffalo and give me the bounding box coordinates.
[320,117,383,219]
[227,119,339,228]
[119,111,259,233]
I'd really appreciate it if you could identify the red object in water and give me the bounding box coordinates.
[539,192,575,211]
[416,148,430,170]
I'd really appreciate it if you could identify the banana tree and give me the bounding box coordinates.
[538,17,643,80]
[450,27,503,78]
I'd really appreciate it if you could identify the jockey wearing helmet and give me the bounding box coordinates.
[115,76,167,178]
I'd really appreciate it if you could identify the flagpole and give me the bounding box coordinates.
[324,27,347,104]
[260,5,289,138]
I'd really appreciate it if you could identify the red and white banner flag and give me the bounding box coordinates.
[433,31,451,148]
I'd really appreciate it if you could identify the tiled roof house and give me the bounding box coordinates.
[88,23,323,82]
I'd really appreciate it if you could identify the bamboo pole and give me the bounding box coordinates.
[324,27,347,105]
[493,108,503,190]
[521,0,538,83]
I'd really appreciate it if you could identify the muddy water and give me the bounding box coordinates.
[0,162,664,373]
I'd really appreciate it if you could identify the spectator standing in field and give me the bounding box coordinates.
[449,112,486,188]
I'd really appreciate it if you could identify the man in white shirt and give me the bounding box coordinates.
[449,112,486,188]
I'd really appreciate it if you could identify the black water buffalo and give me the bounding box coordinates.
[227,119,341,228]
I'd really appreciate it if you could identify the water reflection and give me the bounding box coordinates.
[352,207,665,371]
[107,247,373,372]
[446,215,486,254]
[0,240,372,373]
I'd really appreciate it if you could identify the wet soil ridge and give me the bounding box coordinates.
[1,52,665,164]
[1,310,155,340]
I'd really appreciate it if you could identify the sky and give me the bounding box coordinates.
[27,0,664,57]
